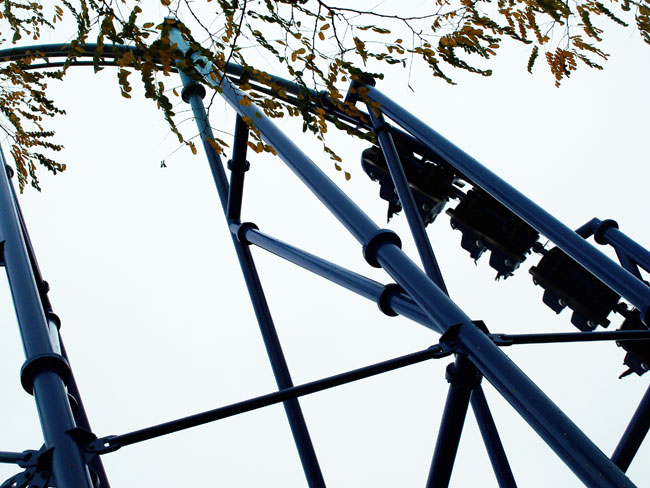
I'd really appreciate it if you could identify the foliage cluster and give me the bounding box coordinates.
[0,0,648,189]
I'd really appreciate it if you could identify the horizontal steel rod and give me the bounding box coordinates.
[366,86,650,326]
[169,29,635,486]
[90,346,447,453]
[233,224,431,326]
[492,330,650,346]
[0,451,29,464]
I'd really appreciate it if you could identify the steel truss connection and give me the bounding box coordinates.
[0,31,649,487]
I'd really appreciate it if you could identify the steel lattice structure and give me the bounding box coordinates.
[0,28,649,487]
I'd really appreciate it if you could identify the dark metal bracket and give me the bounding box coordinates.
[0,446,53,488]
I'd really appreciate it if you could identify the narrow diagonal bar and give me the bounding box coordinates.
[169,29,635,487]
[366,85,650,326]
[426,355,478,488]
[611,384,650,472]
[367,107,447,293]
[180,77,326,487]
[90,345,448,453]
[471,386,517,487]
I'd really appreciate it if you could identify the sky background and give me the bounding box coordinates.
[0,2,649,487]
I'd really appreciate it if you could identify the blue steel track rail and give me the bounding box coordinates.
[0,38,648,487]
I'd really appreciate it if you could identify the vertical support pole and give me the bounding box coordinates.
[180,78,326,488]
[611,384,650,472]
[226,115,250,222]
[426,355,480,488]
[366,105,448,294]
[0,159,93,486]
[6,157,110,488]
[471,386,517,487]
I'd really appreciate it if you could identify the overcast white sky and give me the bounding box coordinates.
[0,3,649,487]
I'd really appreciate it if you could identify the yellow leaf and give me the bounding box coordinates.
[344,172,351,181]
[161,0,171,5]
[334,163,341,171]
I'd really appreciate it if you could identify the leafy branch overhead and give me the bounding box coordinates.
[0,0,648,190]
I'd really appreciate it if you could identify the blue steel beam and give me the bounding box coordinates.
[231,223,430,326]
[426,355,478,488]
[180,78,326,488]
[471,386,517,487]
[6,158,111,488]
[366,85,650,326]
[226,115,250,222]
[90,345,449,452]
[0,157,93,486]
[168,27,636,487]
[367,106,448,293]
[611,384,650,472]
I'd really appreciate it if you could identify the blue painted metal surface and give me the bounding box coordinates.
[169,27,636,487]
[179,75,326,488]
[471,386,517,487]
[0,153,93,486]
[366,85,650,326]
[612,384,650,471]
[367,106,448,293]
[426,355,477,487]
[232,223,431,325]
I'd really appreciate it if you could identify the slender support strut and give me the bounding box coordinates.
[471,386,517,487]
[90,345,450,453]
[611,384,650,472]
[426,355,479,488]
[180,76,326,488]
[367,106,447,293]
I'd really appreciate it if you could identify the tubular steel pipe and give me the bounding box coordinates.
[91,346,447,452]
[603,227,650,274]
[169,28,635,487]
[232,223,431,326]
[6,158,111,488]
[611,384,650,472]
[491,330,650,346]
[0,158,93,486]
[426,356,477,488]
[367,107,448,294]
[366,85,650,327]
[471,386,517,488]
[226,115,250,222]
[180,75,326,488]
